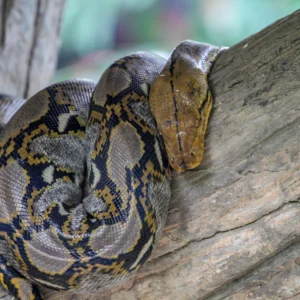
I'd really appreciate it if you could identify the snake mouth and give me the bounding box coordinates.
[163,129,205,172]
[168,149,203,173]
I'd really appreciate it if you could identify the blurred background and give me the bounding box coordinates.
[54,0,299,82]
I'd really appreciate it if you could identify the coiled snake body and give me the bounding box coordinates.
[0,41,225,299]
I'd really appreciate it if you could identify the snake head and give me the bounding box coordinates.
[150,71,212,173]
[149,40,225,173]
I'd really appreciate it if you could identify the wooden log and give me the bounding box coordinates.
[0,0,66,98]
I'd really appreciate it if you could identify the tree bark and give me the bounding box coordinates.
[44,10,300,300]
[0,0,65,98]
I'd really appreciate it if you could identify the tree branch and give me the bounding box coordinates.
[0,0,66,98]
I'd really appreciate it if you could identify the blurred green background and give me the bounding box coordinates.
[55,0,299,82]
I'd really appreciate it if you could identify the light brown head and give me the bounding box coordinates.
[149,40,225,172]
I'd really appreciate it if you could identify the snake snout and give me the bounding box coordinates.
[169,147,204,173]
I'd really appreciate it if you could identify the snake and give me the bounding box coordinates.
[0,40,226,299]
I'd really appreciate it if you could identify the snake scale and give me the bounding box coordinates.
[0,40,226,299]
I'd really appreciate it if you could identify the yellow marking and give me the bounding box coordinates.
[61,216,89,243]
[0,218,10,224]
[144,210,157,234]
[18,124,50,165]
[57,166,73,173]
[111,260,126,275]
[27,187,47,225]
[0,273,8,290]
[5,140,15,156]
[62,176,72,182]
[76,115,86,127]
[11,277,22,298]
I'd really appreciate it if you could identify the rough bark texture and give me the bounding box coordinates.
[0,0,65,98]
[44,10,300,300]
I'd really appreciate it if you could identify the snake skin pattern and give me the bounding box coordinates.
[0,40,226,299]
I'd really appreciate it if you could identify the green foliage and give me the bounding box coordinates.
[56,0,299,80]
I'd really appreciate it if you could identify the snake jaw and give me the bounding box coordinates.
[150,40,225,173]
[166,134,205,173]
